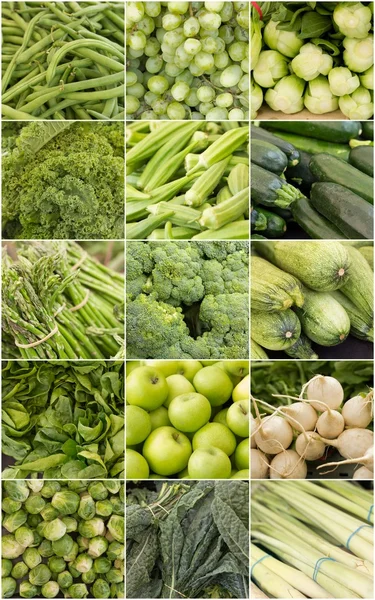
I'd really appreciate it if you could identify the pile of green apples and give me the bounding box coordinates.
[126,360,249,479]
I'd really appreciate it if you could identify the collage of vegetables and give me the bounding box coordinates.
[0,0,374,599]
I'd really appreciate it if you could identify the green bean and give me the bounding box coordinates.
[1,104,40,120]
[16,28,66,64]
[39,98,78,119]
[25,72,124,103]
[87,110,110,120]
[46,40,123,82]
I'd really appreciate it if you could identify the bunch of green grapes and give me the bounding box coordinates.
[126,1,249,120]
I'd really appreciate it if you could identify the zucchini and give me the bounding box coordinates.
[251,309,301,351]
[310,182,374,240]
[251,338,269,359]
[263,131,350,161]
[261,121,361,143]
[361,121,373,141]
[349,146,373,177]
[285,151,318,194]
[309,154,374,204]
[294,288,351,346]
[255,208,286,238]
[251,126,300,166]
[292,196,345,240]
[331,291,374,342]
[272,206,294,222]
[251,256,304,312]
[359,246,374,270]
[251,207,267,231]
[284,334,319,359]
[340,246,374,322]
[251,139,288,175]
[251,164,303,209]
[253,241,350,292]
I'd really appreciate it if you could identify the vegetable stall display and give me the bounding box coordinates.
[251,372,373,479]
[127,480,249,598]
[251,121,374,239]
[126,360,249,479]
[251,1,374,119]
[2,361,124,480]
[251,241,374,359]
[251,480,374,599]
[1,2,124,120]
[2,480,124,599]
[2,122,124,240]
[126,241,249,359]
[126,2,249,121]
[2,242,124,360]
[126,121,249,240]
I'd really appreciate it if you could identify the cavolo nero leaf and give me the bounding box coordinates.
[211,496,249,568]
[126,527,160,598]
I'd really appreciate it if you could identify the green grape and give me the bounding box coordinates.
[220,64,242,87]
[126,71,138,86]
[148,75,169,94]
[236,8,249,29]
[238,74,249,92]
[234,25,248,42]
[219,24,234,44]
[127,2,144,23]
[127,47,145,59]
[145,38,161,56]
[189,62,205,77]
[194,51,214,70]
[185,88,200,107]
[171,81,190,101]
[145,55,164,73]
[137,15,155,35]
[228,108,245,120]
[162,13,183,31]
[167,101,186,119]
[234,2,248,10]
[175,70,194,85]
[163,28,185,48]
[126,95,140,114]
[206,107,228,119]
[199,101,214,115]
[155,27,166,44]
[205,2,225,12]
[216,92,233,108]
[144,2,161,17]
[168,2,190,15]
[127,82,145,98]
[214,50,230,69]
[151,97,169,115]
[241,57,249,74]
[198,9,222,30]
[201,37,218,54]
[141,109,157,118]
[165,62,184,76]
[144,90,158,105]
[183,16,200,37]
[209,71,223,87]
[128,58,141,69]
[184,38,202,56]
[191,111,205,119]
[197,85,215,102]
[228,41,247,61]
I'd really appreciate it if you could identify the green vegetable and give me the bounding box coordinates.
[2,577,17,598]
[251,164,303,209]
[291,43,333,81]
[340,245,374,322]
[263,20,303,58]
[349,146,374,177]
[251,310,301,351]
[254,208,287,239]
[284,334,319,360]
[339,86,374,120]
[361,121,374,140]
[251,256,304,312]
[265,75,305,114]
[263,131,351,160]
[251,79,263,119]
[331,291,374,342]
[304,76,339,114]
[309,153,373,204]
[360,65,374,90]
[251,126,300,167]
[251,140,288,175]
[251,339,269,359]
[358,246,374,269]
[343,36,373,73]
[295,288,351,346]
[253,50,289,88]
[333,2,372,38]
[292,196,345,240]
[328,67,360,96]
[251,207,267,232]
[262,121,362,144]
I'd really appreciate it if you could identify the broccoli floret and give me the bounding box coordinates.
[126,243,154,300]
[198,293,249,358]
[195,241,249,261]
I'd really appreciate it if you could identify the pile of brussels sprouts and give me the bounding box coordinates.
[2,480,124,599]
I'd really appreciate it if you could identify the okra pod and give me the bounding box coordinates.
[143,140,199,193]
[126,211,174,240]
[192,220,249,240]
[216,186,232,204]
[147,202,202,230]
[126,184,151,201]
[185,152,248,173]
[148,225,197,240]
[126,123,183,165]
[185,157,231,208]
[187,126,249,174]
[228,164,249,195]
[199,187,249,230]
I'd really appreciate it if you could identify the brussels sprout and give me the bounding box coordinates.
[52,533,74,557]
[24,494,45,515]
[107,515,124,543]
[68,481,88,493]
[2,498,22,514]
[103,482,121,495]
[29,564,51,586]
[3,509,27,533]
[40,482,61,499]
[77,536,90,551]
[113,581,124,599]
[96,500,113,517]
[48,556,66,574]
[253,50,289,88]
[328,67,360,96]
[68,563,81,578]
[78,494,96,521]
[11,561,29,579]
[119,485,124,504]
[78,518,106,539]
[40,504,60,522]
[265,75,305,114]
[51,491,80,516]
[38,540,54,558]
[23,547,42,569]
[2,534,25,559]
[92,578,111,599]
[93,557,111,574]
[2,558,13,577]
[66,583,88,598]
[27,481,44,494]
[304,76,339,114]
[61,516,77,532]
[106,567,123,584]
[15,526,34,548]
[63,541,79,562]
[339,86,374,119]
[57,570,73,589]
[31,530,43,547]
[3,481,30,502]
[43,519,67,541]
[264,20,303,58]
[88,482,108,501]
[27,514,43,528]
[291,43,333,81]
[19,581,40,598]
[109,496,124,517]
[73,553,94,574]
[81,568,97,584]
[107,542,124,561]
[333,2,372,39]
[2,576,17,598]
[343,36,374,74]
[360,65,374,90]
[88,536,109,558]
[41,581,59,599]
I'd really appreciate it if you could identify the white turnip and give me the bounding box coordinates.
[251,449,269,479]
[317,429,374,473]
[254,415,294,455]
[295,432,326,461]
[316,410,345,439]
[305,375,344,411]
[353,466,374,479]
[281,402,318,433]
[341,392,373,429]
[269,450,307,479]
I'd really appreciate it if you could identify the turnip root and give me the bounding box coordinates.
[251,449,269,479]
[254,415,294,455]
[353,466,374,479]
[316,410,345,439]
[342,391,373,429]
[270,450,307,479]
[295,432,326,461]
[281,402,318,433]
[305,375,344,411]
[317,429,374,473]
[250,415,257,449]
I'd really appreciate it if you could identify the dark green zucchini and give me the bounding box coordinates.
[284,334,319,359]
[251,126,300,166]
[310,182,373,240]
[349,146,373,177]
[292,196,345,240]
[251,207,267,231]
[255,207,287,238]
[272,206,294,222]
[361,121,373,140]
[251,139,288,175]
[251,164,303,209]
[285,150,318,194]
[267,131,350,161]
[261,121,361,143]
[309,153,373,204]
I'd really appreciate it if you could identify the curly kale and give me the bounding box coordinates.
[126,242,249,359]
[2,122,124,240]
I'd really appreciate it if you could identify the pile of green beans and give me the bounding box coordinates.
[2,2,125,120]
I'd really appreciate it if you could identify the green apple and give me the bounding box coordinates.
[126,449,149,479]
[126,361,141,376]
[222,361,249,378]
[200,360,219,366]
[168,392,211,432]
[176,360,203,382]
[126,405,152,446]
[215,362,241,386]
[192,422,236,456]
[193,366,233,407]
[235,438,249,470]
[149,406,171,430]
[230,469,249,479]
[213,408,229,427]
[188,447,231,479]
[177,467,189,478]
[226,400,249,438]
[232,374,250,402]
[144,360,179,377]
[126,366,168,410]
[142,426,192,476]
[164,374,195,408]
